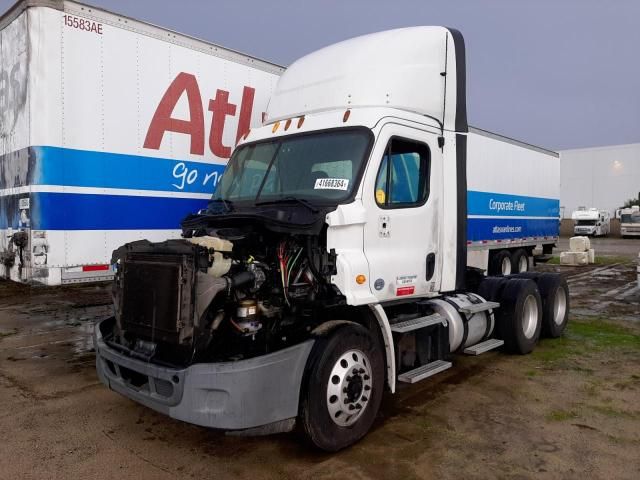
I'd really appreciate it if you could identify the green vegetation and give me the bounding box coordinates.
[0,329,17,339]
[532,317,640,364]
[569,318,640,351]
[546,409,579,422]
[593,256,634,265]
[588,404,640,419]
[547,255,633,265]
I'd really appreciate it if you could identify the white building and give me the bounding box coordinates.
[560,143,640,218]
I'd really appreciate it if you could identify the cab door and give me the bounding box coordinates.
[362,124,442,302]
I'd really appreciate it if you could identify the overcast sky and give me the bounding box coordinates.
[2,0,639,150]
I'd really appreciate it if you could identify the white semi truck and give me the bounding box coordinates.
[619,205,640,238]
[571,207,610,236]
[95,27,569,451]
[0,0,282,285]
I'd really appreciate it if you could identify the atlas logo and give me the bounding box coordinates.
[144,72,255,158]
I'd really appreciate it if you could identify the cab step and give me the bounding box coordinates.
[463,338,504,355]
[390,314,445,333]
[397,360,452,384]
[458,301,500,315]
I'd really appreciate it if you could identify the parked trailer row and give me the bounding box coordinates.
[0,0,559,286]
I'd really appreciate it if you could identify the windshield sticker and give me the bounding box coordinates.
[314,178,349,190]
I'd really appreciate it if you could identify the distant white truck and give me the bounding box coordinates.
[0,0,282,285]
[571,207,610,237]
[619,206,640,238]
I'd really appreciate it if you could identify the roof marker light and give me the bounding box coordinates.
[284,119,292,131]
[272,121,280,133]
[297,116,305,128]
[343,109,351,122]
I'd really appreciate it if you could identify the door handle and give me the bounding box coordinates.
[426,252,435,281]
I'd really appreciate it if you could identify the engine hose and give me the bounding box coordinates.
[228,270,255,289]
[305,236,321,280]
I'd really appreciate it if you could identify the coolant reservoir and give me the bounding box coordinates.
[187,236,233,277]
[188,235,233,252]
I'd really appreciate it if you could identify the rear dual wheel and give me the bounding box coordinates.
[513,273,569,338]
[490,249,530,276]
[492,279,542,354]
[479,277,542,354]
[490,250,513,276]
[511,249,530,273]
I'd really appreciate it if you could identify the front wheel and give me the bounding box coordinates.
[300,323,384,451]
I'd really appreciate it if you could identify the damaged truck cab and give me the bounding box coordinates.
[95,27,569,451]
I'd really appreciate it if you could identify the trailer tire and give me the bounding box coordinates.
[495,279,542,354]
[490,250,512,276]
[299,323,384,451]
[535,273,570,338]
[512,272,541,281]
[512,249,529,273]
[477,276,509,302]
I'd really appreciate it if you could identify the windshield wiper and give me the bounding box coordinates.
[207,198,233,213]
[255,196,319,213]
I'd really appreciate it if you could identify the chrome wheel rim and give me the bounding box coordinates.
[326,349,372,427]
[553,287,567,326]
[501,256,512,275]
[522,294,539,339]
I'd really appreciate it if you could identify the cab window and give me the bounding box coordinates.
[375,138,430,208]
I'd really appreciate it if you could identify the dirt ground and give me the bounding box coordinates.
[0,239,639,480]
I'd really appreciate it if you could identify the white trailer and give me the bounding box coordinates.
[619,205,640,238]
[96,26,569,451]
[0,0,282,285]
[466,127,560,275]
[571,207,611,236]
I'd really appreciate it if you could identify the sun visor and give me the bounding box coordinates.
[266,26,467,132]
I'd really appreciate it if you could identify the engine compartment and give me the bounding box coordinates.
[106,222,342,367]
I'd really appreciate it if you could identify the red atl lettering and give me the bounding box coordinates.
[208,89,236,158]
[144,73,205,155]
[236,86,255,145]
[144,72,256,159]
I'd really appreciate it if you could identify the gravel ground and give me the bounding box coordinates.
[0,238,638,480]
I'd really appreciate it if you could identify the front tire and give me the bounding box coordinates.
[300,323,384,451]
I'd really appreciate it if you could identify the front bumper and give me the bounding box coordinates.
[95,317,314,430]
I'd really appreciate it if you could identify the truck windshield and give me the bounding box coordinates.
[212,129,371,205]
[576,220,596,226]
[621,214,640,224]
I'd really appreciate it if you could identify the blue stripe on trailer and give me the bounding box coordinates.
[29,146,227,195]
[468,190,559,218]
[30,192,209,230]
[467,217,559,242]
